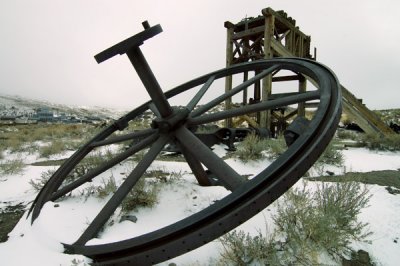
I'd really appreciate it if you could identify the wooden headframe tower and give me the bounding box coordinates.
[224,7,393,136]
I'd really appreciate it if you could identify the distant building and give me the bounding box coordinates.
[35,107,54,122]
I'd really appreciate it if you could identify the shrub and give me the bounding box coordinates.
[29,169,56,191]
[264,137,287,160]
[361,133,400,151]
[336,129,359,141]
[316,140,344,166]
[121,178,159,214]
[0,159,25,175]
[66,151,114,182]
[96,176,118,199]
[219,181,371,265]
[79,175,117,200]
[143,167,184,183]
[235,133,270,162]
[219,230,277,265]
[6,136,25,153]
[235,134,287,162]
[38,140,66,158]
[275,181,371,262]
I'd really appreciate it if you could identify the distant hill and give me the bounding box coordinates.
[0,94,126,121]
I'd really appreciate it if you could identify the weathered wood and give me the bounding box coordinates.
[224,21,235,29]
[225,7,392,136]
[278,29,290,42]
[260,14,274,129]
[232,25,265,40]
[284,109,298,120]
[341,85,393,136]
[305,102,320,108]
[243,71,248,104]
[298,75,306,117]
[262,8,308,39]
[272,75,300,82]
[233,115,259,128]
[269,92,304,100]
[270,36,392,135]
[225,26,234,128]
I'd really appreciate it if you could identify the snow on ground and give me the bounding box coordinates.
[351,185,400,266]
[343,148,400,172]
[0,146,400,266]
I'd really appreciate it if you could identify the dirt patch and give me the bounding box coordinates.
[0,202,26,243]
[308,170,400,190]
[30,158,66,166]
[342,249,374,266]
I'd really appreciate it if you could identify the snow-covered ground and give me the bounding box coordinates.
[0,146,399,265]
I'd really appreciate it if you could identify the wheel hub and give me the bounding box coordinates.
[151,107,190,133]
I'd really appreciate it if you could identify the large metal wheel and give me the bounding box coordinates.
[29,23,341,265]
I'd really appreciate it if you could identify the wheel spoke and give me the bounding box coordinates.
[187,90,320,126]
[148,102,161,118]
[186,75,215,111]
[73,134,171,246]
[175,127,246,191]
[190,65,280,117]
[89,128,157,147]
[50,133,159,201]
[127,48,173,117]
[179,145,212,186]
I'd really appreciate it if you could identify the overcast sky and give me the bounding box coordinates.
[1,0,399,110]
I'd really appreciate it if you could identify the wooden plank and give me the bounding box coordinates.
[232,25,265,40]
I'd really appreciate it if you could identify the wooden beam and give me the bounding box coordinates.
[271,37,292,57]
[284,109,298,120]
[262,8,308,39]
[341,85,394,136]
[225,26,234,128]
[243,71,248,105]
[270,37,393,135]
[305,102,320,108]
[269,92,304,100]
[260,14,274,129]
[278,29,290,42]
[298,75,306,117]
[272,75,300,82]
[232,25,265,40]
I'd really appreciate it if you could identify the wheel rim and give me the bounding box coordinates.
[29,58,341,265]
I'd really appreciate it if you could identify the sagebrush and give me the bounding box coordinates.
[219,181,371,265]
[361,133,400,151]
[0,159,25,175]
[235,133,286,162]
[121,178,159,214]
